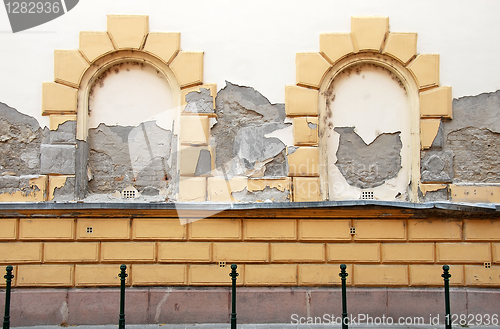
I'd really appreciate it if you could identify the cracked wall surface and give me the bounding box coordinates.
[420,90,500,202]
[211,82,290,178]
[2,88,500,204]
[0,103,41,175]
[87,121,177,198]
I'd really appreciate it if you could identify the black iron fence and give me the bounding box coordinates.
[2,263,455,328]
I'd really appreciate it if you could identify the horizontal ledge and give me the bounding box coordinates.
[0,200,497,215]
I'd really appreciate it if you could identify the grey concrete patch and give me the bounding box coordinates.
[194,149,212,176]
[184,88,214,113]
[87,121,177,198]
[442,90,500,183]
[449,90,500,134]
[211,82,289,177]
[446,127,499,183]
[0,102,40,132]
[47,120,77,144]
[75,139,89,200]
[264,149,288,177]
[334,127,402,189]
[0,103,42,175]
[420,150,453,183]
[0,175,41,195]
[52,176,76,202]
[234,123,287,171]
[420,187,449,202]
[287,146,298,155]
[430,121,444,149]
[40,144,76,175]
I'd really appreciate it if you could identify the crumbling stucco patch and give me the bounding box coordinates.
[184,88,214,113]
[87,121,177,197]
[447,127,499,183]
[439,90,500,183]
[0,175,46,201]
[231,186,290,202]
[52,177,76,202]
[420,186,449,202]
[211,82,290,177]
[0,103,42,175]
[420,149,453,183]
[334,127,402,189]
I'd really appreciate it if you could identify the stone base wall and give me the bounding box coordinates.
[0,287,498,326]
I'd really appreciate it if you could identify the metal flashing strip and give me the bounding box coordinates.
[0,200,497,212]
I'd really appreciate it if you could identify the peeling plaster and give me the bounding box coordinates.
[424,90,500,185]
[184,88,214,113]
[87,121,177,198]
[0,103,42,175]
[211,82,290,178]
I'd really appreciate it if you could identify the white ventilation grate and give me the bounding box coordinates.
[361,191,374,200]
[121,186,139,199]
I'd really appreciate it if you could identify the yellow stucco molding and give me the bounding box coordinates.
[285,85,319,116]
[143,32,180,65]
[79,31,115,63]
[54,50,90,88]
[293,116,318,146]
[42,82,77,116]
[420,119,441,150]
[44,15,208,116]
[296,53,332,89]
[351,16,389,53]
[407,54,440,90]
[320,33,356,65]
[170,51,204,89]
[420,86,453,118]
[107,15,149,50]
[450,184,500,203]
[382,33,418,65]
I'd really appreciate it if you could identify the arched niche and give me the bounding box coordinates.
[40,15,211,200]
[286,16,453,203]
[319,54,420,201]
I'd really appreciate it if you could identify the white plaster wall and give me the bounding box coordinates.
[88,62,176,130]
[0,0,499,128]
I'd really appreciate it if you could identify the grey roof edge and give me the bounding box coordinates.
[0,200,497,212]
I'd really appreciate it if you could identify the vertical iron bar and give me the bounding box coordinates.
[339,264,348,329]
[118,264,127,329]
[230,264,239,329]
[3,266,14,329]
[442,265,452,329]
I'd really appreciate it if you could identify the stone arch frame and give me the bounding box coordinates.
[285,16,453,202]
[40,15,216,200]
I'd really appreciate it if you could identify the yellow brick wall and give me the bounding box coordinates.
[0,217,499,287]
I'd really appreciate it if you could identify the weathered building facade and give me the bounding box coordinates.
[0,3,499,326]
